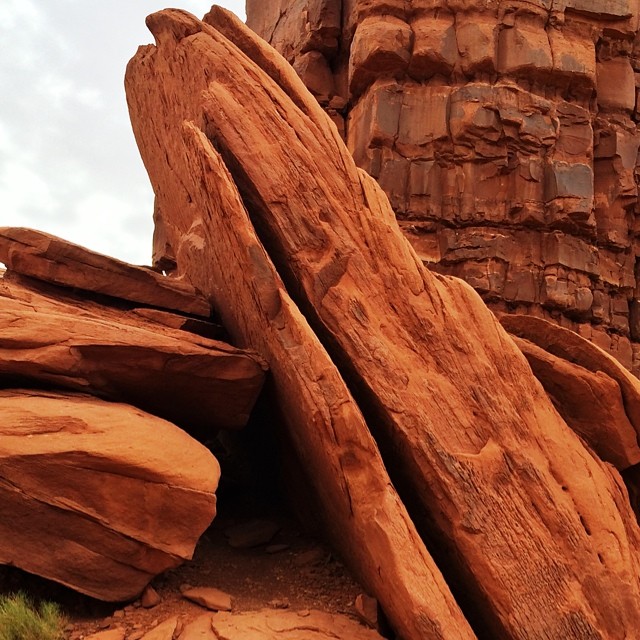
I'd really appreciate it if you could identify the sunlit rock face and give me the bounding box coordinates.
[247,0,640,372]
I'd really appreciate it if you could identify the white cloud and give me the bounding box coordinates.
[1,0,246,267]
[0,162,56,218]
[69,191,155,264]
[0,0,44,30]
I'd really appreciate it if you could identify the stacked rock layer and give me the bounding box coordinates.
[247,0,640,373]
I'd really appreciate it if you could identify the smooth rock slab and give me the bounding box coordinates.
[182,586,232,612]
[209,609,385,639]
[0,389,220,601]
[178,614,217,639]
[140,617,180,640]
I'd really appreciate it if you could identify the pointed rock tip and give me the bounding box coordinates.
[203,4,239,28]
[145,9,203,46]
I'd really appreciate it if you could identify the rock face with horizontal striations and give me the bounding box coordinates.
[0,273,266,433]
[0,227,211,317]
[247,0,640,374]
[126,8,640,639]
[0,389,220,601]
[0,229,266,598]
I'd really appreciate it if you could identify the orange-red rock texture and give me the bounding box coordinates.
[126,8,640,638]
[247,0,640,373]
[0,232,266,599]
[0,388,220,601]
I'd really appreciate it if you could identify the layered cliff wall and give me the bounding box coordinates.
[246,0,640,372]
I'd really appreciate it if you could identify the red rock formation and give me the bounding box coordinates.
[0,389,219,601]
[0,227,210,317]
[127,11,476,640]
[0,239,266,599]
[126,8,640,638]
[502,314,640,469]
[247,0,640,374]
[0,274,266,432]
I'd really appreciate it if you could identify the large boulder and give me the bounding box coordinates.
[0,389,220,601]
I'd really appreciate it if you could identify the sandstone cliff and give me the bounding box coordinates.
[247,0,640,374]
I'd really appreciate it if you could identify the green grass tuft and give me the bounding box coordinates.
[0,592,66,640]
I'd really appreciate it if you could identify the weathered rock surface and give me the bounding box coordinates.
[0,389,220,601]
[209,608,385,639]
[501,315,640,470]
[127,10,477,640]
[127,8,640,639]
[502,313,640,442]
[0,227,211,317]
[508,332,640,469]
[0,275,266,432]
[140,617,179,640]
[247,0,640,374]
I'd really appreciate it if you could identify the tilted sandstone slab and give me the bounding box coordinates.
[508,333,640,469]
[127,10,477,640]
[0,227,211,317]
[0,275,266,431]
[0,389,220,601]
[247,0,640,374]
[501,314,640,443]
[127,8,640,639]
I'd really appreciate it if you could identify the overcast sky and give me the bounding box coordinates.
[1,1,246,266]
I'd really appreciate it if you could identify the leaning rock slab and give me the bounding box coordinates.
[127,9,476,640]
[508,333,640,469]
[127,8,640,638]
[0,389,220,601]
[502,314,640,447]
[0,227,211,317]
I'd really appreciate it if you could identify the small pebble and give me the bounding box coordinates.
[182,586,232,612]
[268,598,290,609]
[141,585,162,609]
